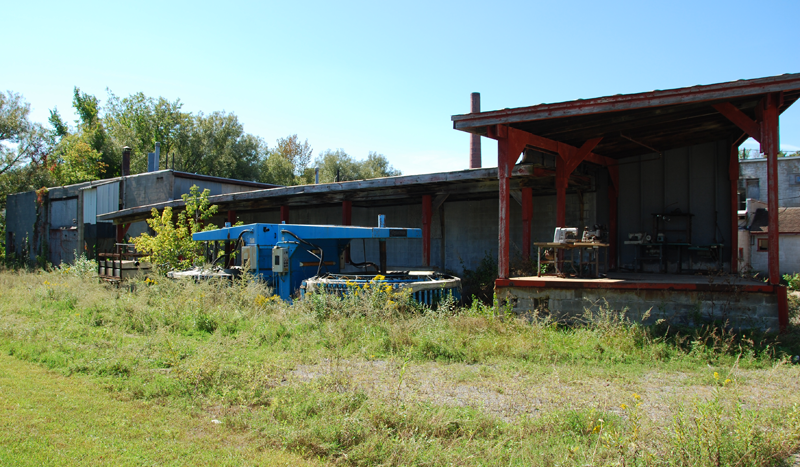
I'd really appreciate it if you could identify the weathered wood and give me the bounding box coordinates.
[452,73,800,129]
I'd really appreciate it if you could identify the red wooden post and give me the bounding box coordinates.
[227,210,236,225]
[761,93,781,285]
[729,145,739,273]
[342,200,352,225]
[608,165,619,271]
[497,131,512,279]
[522,187,533,260]
[280,205,289,224]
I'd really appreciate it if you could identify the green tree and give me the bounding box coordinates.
[315,149,361,183]
[0,91,51,176]
[313,149,402,183]
[360,151,401,179]
[104,90,189,173]
[131,185,219,272]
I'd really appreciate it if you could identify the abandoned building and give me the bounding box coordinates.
[5,148,277,265]
[6,73,800,332]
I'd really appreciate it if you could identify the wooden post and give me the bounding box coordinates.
[555,163,568,228]
[729,145,739,273]
[422,195,432,267]
[761,93,781,285]
[497,133,512,279]
[280,205,289,224]
[521,187,533,260]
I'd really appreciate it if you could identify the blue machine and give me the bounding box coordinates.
[192,223,422,301]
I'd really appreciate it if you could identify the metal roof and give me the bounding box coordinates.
[452,73,800,159]
[96,164,590,224]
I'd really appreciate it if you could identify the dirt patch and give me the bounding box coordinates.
[292,359,800,425]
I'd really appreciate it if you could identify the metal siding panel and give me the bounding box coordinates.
[83,188,97,225]
[96,182,119,222]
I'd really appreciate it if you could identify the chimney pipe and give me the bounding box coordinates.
[122,146,131,176]
[155,142,161,171]
[315,167,319,184]
[469,92,481,169]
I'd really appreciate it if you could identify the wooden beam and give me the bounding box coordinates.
[712,102,761,142]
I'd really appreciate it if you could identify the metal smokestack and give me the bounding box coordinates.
[122,146,131,176]
[469,92,481,169]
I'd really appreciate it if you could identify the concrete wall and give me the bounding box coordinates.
[748,233,800,276]
[617,140,732,272]
[739,155,800,208]
[497,285,780,332]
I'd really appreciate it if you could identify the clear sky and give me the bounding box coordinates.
[3,0,799,175]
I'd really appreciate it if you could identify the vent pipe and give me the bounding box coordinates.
[122,146,131,176]
[469,92,481,169]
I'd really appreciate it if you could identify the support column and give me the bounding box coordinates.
[227,210,236,225]
[422,195,432,267]
[729,145,739,273]
[761,93,781,285]
[280,205,289,224]
[498,137,513,279]
[521,187,533,260]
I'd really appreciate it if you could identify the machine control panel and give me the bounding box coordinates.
[272,247,288,273]
[241,245,258,270]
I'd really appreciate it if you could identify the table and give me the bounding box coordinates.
[535,242,609,278]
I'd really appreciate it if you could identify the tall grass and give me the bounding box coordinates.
[0,268,798,466]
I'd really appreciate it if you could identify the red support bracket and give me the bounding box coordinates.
[116,223,131,244]
[422,195,432,267]
[713,102,762,143]
[556,137,603,227]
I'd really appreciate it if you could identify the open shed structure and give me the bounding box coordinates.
[452,73,800,331]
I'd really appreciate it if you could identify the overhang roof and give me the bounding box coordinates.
[452,73,800,159]
[97,164,591,224]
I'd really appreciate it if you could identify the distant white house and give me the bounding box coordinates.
[738,199,800,276]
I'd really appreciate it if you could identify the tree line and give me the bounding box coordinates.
[1,87,400,193]
[0,87,401,260]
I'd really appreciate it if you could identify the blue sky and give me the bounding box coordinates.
[3,0,799,175]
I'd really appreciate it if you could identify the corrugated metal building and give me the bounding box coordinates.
[6,170,277,265]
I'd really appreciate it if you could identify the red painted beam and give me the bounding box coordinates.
[761,93,781,285]
[342,200,352,225]
[227,210,236,225]
[422,195,432,267]
[493,125,528,279]
[713,102,762,142]
[522,187,533,260]
[115,223,130,244]
[495,278,776,294]
[729,145,739,273]
[280,205,289,224]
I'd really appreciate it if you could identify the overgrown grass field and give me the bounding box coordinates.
[1,266,799,466]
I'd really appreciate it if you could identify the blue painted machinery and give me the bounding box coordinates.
[192,222,425,301]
